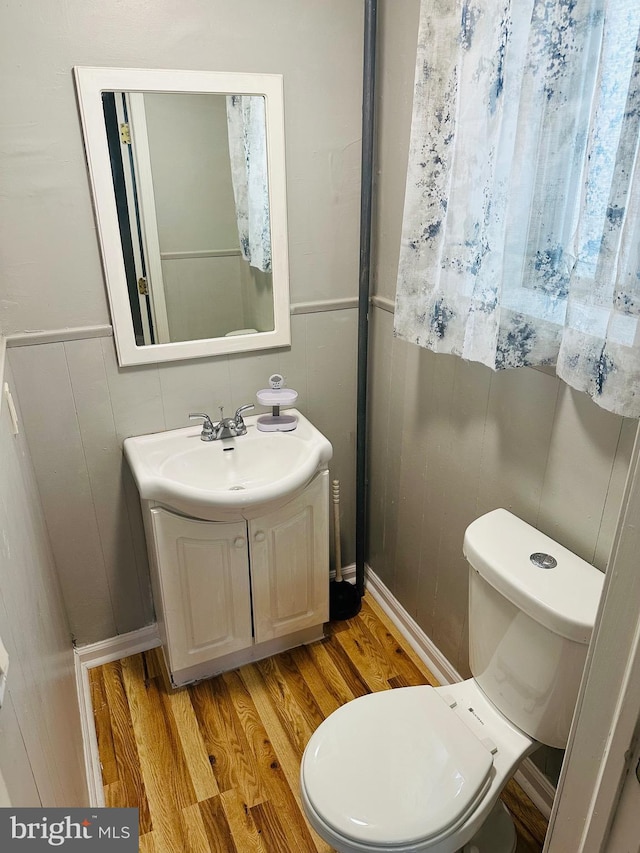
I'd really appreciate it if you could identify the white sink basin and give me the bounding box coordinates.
[124,409,333,521]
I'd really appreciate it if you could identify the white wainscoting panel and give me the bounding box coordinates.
[0,359,87,806]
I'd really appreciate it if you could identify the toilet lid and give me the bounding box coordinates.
[302,687,494,847]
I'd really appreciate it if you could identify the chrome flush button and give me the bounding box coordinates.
[530,552,557,569]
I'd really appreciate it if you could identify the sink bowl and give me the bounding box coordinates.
[124,409,333,521]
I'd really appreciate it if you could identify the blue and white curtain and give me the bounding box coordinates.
[395,0,640,417]
[226,95,272,274]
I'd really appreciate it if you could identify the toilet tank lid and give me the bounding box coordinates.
[463,509,604,644]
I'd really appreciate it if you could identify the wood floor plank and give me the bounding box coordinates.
[313,634,370,699]
[123,654,197,810]
[358,598,439,687]
[331,613,400,691]
[238,663,309,792]
[162,687,220,802]
[100,661,153,834]
[120,654,193,851]
[199,795,238,853]
[89,667,118,786]
[103,779,126,808]
[256,653,325,754]
[289,644,343,717]
[364,595,442,683]
[190,675,266,808]
[220,669,272,758]
[181,802,214,853]
[250,800,292,851]
[388,674,413,689]
[305,637,362,706]
[142,647,163,681]
[138,831,157,853]
[223,669,320,853]
[220,789,269,853]
[503,779,549,846]
[239,663,332,853]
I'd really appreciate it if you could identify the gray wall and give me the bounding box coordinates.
[0,354,87,806]
[371,0,636,783]
[0,0,363,644]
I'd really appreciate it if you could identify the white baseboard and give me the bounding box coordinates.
[74,624,161,807]
[513,758,557,819]
[74,652,106,808]
[331,563,356,583]
[363,564,555,820]
[75,623,161,669]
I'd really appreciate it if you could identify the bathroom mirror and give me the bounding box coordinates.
[74,67,291,365]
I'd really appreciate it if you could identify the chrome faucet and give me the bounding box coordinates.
[189,404,255,441]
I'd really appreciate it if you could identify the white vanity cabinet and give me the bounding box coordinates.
[143,470,329,687]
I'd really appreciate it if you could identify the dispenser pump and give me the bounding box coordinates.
[256,374,298,432]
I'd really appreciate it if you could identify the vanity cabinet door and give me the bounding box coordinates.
[150,508,253,671]
[249,470,329,643]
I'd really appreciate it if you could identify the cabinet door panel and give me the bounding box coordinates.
[150,508,252,671]
[250,471,329,642]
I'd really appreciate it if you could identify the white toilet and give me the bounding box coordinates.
[300,509,604,853]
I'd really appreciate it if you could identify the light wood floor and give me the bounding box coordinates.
[89,595,548,852]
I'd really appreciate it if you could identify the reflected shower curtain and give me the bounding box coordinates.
[395,0,640,417]
[226,95,272,273]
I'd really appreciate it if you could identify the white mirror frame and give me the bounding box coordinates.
[74,66,291,365]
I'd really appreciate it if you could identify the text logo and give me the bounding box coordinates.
[0,808,138,850]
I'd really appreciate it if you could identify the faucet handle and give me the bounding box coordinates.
[189,412,213,425]
[232,404,254,436]
[234,404,255,422]
[189,412,215,439]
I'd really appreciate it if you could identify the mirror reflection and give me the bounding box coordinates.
[103,91,274,346]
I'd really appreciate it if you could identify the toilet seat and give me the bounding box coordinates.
[301,686,496,849]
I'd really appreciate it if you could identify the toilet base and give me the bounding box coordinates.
[460,800,517,853]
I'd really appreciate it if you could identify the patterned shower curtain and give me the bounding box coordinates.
[395,0,640,417]
[226,95,272,274]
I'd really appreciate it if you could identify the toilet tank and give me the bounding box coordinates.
[464,509,604,748]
